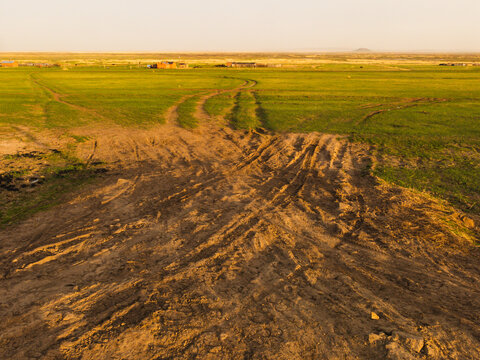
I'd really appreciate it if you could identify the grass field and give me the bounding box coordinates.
[1,59,480,224]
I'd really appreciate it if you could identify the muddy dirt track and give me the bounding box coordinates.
[1,94,480,359]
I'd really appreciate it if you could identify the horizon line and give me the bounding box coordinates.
[1,50,480,55]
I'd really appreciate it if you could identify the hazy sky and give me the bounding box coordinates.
[1,0,479,52]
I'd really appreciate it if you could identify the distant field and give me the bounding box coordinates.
[0,68,242,127]
[1,61,480,221]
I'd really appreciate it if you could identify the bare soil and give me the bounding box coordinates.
[0,99,479,359]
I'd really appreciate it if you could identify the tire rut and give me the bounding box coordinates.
[30,74,109,122]
[1,112,479,360]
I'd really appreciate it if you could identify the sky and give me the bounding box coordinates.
[1,0,479,52]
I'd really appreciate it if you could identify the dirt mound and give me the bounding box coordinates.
[1,113,479,359]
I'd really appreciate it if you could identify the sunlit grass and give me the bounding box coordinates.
[1,64,480,216]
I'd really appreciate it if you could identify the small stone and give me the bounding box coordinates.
[460,215,475,229]
[404,335,424,353]
[369,332,386,344]
[371,311,380,320]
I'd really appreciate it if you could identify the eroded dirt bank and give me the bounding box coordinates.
[1,120,479,360]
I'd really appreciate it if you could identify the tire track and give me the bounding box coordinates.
[30,74,109,122]
[1,113,479,359]
[163,93,199,125]
[197,79,258,127]
[355,97,449,125]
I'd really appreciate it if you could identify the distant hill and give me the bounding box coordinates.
[354,48,372,52]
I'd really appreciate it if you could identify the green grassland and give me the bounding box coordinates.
[212,66,480,214]
[0,68,243,128]
[1,61,480,223]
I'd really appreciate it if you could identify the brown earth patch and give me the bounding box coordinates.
[0,102,479,359]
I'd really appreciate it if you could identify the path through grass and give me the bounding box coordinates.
[1,64,480,216]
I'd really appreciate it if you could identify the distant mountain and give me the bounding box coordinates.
[354,48,372,52]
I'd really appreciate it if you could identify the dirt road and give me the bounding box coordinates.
[1,95,479,359]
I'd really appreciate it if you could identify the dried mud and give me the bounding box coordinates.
[1,98,480,359]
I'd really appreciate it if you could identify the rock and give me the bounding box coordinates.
[369,332,386,344]
[391,331,424,353]
[371,311,380,320]
[404,335,424,353]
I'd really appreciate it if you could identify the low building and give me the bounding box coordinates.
[439,63,468,67]
[226,62,257,68]
[157,61,177,69]
[19,62,58,68]
[257,63,282,68]
[1,60,18,68]
[35,63,55,68]
[148,62,188,69]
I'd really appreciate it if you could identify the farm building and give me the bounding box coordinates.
[226,62,257,68]
[1,60,18,68]
[439,63,468,67]
[19,62,58,68]
[257,63,282,68]
[157,61,177,69]
[149,62,188,69]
